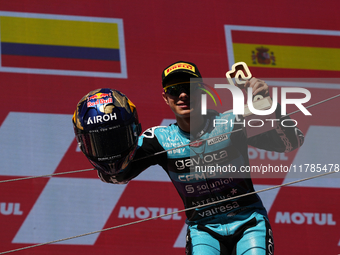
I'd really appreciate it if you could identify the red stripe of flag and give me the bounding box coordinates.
[1,55,121,73]
[248,66,340,78]
[231,30,340,49]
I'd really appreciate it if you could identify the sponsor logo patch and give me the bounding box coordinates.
[207,134,228,146]
[164,63,195,77]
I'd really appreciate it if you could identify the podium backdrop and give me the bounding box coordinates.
[0,1,339,254]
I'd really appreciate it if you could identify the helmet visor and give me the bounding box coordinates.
[76,123,140,161]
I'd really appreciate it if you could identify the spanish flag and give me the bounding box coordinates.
[229,28,340,77]
[0,15,122,74]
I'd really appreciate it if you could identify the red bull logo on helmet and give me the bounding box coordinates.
[87,93,113,107]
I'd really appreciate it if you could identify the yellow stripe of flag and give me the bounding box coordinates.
[233,43,340,71]
[0,16,119,49]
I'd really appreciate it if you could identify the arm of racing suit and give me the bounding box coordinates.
[97,127,167,184]
[232,103,304,153]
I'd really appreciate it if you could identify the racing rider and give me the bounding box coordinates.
[73,61,304,255]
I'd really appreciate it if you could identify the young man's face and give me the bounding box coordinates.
[162,76,202,119]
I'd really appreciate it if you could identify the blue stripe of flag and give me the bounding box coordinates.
[1,42,120,61]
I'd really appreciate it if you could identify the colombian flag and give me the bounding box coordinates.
[227,26,340,77]
[0,14,123,74]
